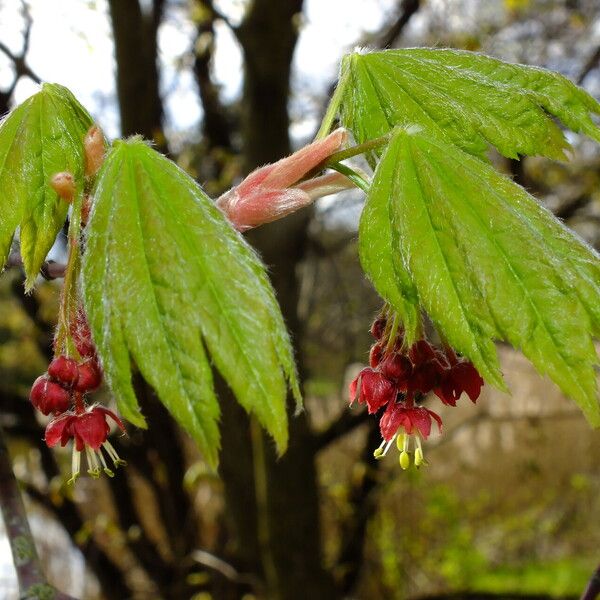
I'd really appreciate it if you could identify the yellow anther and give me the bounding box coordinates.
[373,447,384,459]
[415,447,424,467]
[396,434,405,451]
[399,451,410,470]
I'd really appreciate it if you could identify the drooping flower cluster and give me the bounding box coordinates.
[29,309,125,482]
[350,313,484,469]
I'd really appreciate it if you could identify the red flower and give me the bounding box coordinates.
[374,400,443,470]
[349,368,396,414]
[379,353,412,386]
[45,406,125,482]
[434,350,484,406]
[379,402,442,442]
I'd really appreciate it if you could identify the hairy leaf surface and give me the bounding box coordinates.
[367,127,599,424]
[358,137,420,344]
[337,48,600,161]
[0,83,93,287]
[82,139,300,464]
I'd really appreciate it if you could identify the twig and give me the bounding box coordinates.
[577,45,600,85]
[580,562,600,600]
[378,0,421,49]
[313,410,370,452]
[0,424,77,599]
[5,252,66,280]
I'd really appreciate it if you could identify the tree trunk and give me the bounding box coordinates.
[216,1,339,598]
[108,0,166,151]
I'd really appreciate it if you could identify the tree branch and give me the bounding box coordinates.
[6,252,67,281]
[377,0,420,48]
[0,423,78,599]
[580,562,600,600]
[577,45,600,85]
[313,406,370,452]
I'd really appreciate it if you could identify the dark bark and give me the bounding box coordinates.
[236,0,303,168]
[108,0,167,151]
[213,2,339,599]
[192,1,233,151]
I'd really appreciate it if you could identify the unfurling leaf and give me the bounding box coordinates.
[0,84,93,288]
[362,126,600,425]
[337,48,600,161]
[82,139,300,466]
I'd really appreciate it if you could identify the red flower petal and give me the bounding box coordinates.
[408,340,436,365]
[95,406,126,432]
[452,362,484,402]
[409,407,433,439]
[359,369,396,414]
[380,353,412,383]
[45,413,75,447]
[379,402,408,441]
[73,409,109,450]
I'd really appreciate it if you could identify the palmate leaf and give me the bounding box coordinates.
[82,139,300,466]
[362,126,600,425]
[336,48,600,161]
[0,83,93,288]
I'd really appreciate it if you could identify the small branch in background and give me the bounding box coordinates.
[554,194,591,221]
[0,0,41,103]
[313,409,370,452]
[0,424,77,599]
[377,0,420,49]
[6,252,66,280]
[577,45,600,85]
[190,549,262,589]
[580,562,600,600]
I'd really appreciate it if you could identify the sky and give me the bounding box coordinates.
[0,0,401,144]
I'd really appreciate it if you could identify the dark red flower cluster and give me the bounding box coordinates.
[349,314,484,468]
[29,309,125,482]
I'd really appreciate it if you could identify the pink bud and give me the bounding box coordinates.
[216,129,353,231]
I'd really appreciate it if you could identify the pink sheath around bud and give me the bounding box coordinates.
[216,128,350,231]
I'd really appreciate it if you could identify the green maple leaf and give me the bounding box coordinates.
[0,83,93,288]
[82,139,300,466]
[333,48,600,161]
[361,126,599,425]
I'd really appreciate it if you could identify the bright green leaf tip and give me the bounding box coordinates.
[0,82,93,290]
[338,48,600,161]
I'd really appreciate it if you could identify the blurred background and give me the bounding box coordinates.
[0,0,599,599]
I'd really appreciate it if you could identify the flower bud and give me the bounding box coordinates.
[50,172,76,203]
[74,360,102,392]
[48,356,79,387]
[84,126,105,177]
[369,343,384,368]
[370,317,387,339]
[30,375,71,415]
